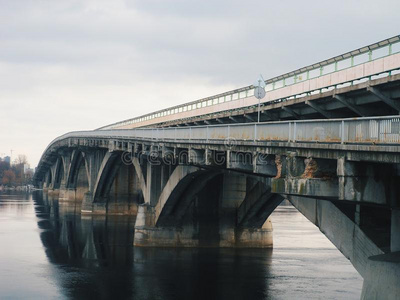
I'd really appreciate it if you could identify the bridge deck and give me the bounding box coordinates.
[34,115,400,185]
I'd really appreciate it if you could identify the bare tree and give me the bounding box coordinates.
[14,154,28,165]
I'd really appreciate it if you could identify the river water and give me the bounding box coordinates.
[0,191,362,299]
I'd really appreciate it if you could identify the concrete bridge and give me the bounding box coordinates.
[34,116,400,299]
[33,36,400,299]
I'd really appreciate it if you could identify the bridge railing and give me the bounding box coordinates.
[134,116,399,144]
[57,116,400,146]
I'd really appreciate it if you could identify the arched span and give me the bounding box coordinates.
[155,166,222,227]
[67,150,87,189]
[92,153,146,213]
[93,152,122,202]
[45,169,53,186]
[237,177,284,229]
[53,158,64,189]
[131,157,148,203]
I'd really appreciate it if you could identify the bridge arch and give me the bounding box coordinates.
[92,152,145,214]
[65,150,90,201]
[67,151,87,188]
[44,169,53,188]
[135,170,283,248]
[237,177,284,229]
[53,158,64,190]
[155,166,221,227]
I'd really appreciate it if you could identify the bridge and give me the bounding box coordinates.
[99,35,400,130]
[33,37,400,299]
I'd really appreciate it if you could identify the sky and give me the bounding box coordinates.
[1,0,400,168]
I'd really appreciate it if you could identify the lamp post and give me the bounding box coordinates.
[254,75,266,123]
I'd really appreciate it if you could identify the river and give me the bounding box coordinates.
[0,191,362,299]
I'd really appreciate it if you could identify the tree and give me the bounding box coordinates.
[14,154,28,165]
[2,170,16,186]
[24,169,34,185]
[11,154,29,186]
[0,161,10,179]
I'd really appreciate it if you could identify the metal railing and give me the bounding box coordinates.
[98,35,400,130]
[53,116,400,147]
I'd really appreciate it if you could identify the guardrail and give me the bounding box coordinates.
[98,35,400,130]
[54,116,400,147]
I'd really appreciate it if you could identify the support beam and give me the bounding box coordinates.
[216,118,224,124]
[229,116,239,123]
[244,114,256,122]
[261,110,279,121]
[367,86,400,112]
[282,106,302,119]
[305,100,333,118]
[333,94,366,117]
[204,120,212,125]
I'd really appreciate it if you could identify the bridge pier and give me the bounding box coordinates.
[134,171,280,248]
[391,209,400,252]
[360,252,400,300]
[374,208,400,296]
[134,203,274,248]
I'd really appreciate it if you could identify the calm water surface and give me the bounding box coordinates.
[0,191,362,300]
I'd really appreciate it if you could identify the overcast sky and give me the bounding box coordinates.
[1,0,400,168]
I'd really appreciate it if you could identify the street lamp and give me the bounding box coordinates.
[254,75,266,122]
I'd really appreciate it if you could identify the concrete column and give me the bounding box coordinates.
[287,152,305,178]
[49,163,57,190]
[81,151,105,213]
[160,164,170,192]
[391,208,400,252]
[59,151,71,201]
[219,172,246,246]
[107,162,137,215]
[221,172,247,208]
[145,162,161,206]
[355,204,361,226]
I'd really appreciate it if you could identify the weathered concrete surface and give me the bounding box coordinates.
[289,196,383,277]
[154,165,204,224]
[272,178,338,198]
[361,252,400,300]
[134,172,278,248]
[235,219,273,248]
[134,204,273,248]
[392,209,400,252]
[337,158,400,205]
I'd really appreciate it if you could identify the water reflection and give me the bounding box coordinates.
[32,192,275,299]
[0,191,362,300]
[36,196,134,267]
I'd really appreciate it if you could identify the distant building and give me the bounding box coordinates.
[24,164,34,175]
[3,156,10,164]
